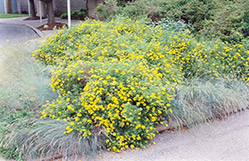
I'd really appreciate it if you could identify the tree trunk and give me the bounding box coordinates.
[86,0,88,12]
[29,0,37,19]
[5,0,12,14]
[47,0,55,25]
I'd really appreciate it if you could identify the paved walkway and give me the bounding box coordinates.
[97,110,249,161]
[0,23,40,47]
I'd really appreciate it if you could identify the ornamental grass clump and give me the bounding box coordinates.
[0,43,103,160]
[170,78,249,129]
[33,17,249,152]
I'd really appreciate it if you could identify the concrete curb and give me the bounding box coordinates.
[24,23,45,37]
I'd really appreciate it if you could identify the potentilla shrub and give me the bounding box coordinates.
[36,18,182,152]
[33,17,249,81]
[34,17,248,152]
[43,58,179,151]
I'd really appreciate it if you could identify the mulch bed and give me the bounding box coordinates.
[37,22,68,31]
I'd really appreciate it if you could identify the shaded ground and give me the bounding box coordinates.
[0,23,40,47]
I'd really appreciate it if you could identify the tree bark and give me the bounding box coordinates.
[29,0,37,19]
[47,0,55,25]
[5,0,12,14]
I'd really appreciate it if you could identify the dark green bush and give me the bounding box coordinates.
[96,0,249,42]
[60,8,88,20]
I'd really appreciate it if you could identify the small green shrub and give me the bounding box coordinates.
[150,18,192,32]
[95,0,118,20]
[158,0,249,42]
[60,8,88,20]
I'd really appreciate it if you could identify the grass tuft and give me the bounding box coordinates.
[170,78,249,129]
[0,43,104,160]
[1,119,105,160]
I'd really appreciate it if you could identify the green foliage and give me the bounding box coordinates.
[150,18,192,32]
[0,43,57,110]
[0,43,55,160]
[1,11,249,159]
[1,118,104,160]
[96,0,249,42]
[95,0,118,20]
[163,0,249,42]
[60,8,88,20]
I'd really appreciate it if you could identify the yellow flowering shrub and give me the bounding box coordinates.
[34,17,248,152]
[153,31,249,81]
[81,59,177,151]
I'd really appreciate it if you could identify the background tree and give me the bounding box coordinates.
[5,0,12,14]
[40,0,55,25]
[29,0,37,19]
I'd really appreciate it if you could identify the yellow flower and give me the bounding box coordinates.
[74,117,79,121]
[103,80,108,84]
[77,113,82,117]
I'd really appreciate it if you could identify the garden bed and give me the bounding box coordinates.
[0,12,248,161]
[37,22,68,30]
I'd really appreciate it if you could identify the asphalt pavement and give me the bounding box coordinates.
[0,17,81,48]
[0,23,40,47]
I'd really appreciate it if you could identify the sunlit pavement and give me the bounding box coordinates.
[0,23,40,47]
[97,110,249,161]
